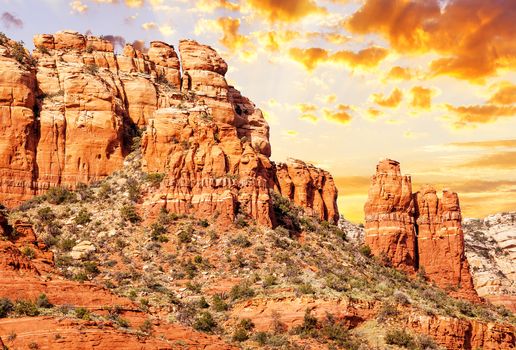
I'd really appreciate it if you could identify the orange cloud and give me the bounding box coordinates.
[323,104,352,124]
[125,0,143,7]
[386,66,412,80]
[256,30,300,52]
[300,114,319,123]
[347,0,516,81]
[288,47,329,71]
[366,108,383,120]
[289,46,388,71]
[372,88,402,108]
[247,0,326,22]
[297,103,317,113]
[410,86,433,110]
[446,104,516,127]
[306,32,350,45]
[196,0,239,12]
[489,83,516,105]
[216,17,250,52]
[70,0,88,13]
[459,151,516,169]
[449,139,516,149]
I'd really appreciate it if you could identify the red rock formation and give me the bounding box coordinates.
[0,32,337,226]
[408,314,515,350]
[415,186,478,300]
[364,159,417,272]
[274,158,339,224]
[364,159,478,300]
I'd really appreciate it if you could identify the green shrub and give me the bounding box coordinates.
[211,294,228,312]
[178,227,193,243]
[271,192,300,231]
[59,238,76,252]
[145,173,165,187]
[385,329,415,348]
[263,274,277,288]
[35,293,52,308]
[232,327,249,342]
[73,272,88,282]
[126,178,141,202]
[45,187,76,204]
[198,219,209,228]
[0,298,13,318]
[197,296,209,309]
[120,205,141,223]
[297,283,315,295]
[14,300,39,316]
[83,261,99,275]
[74,208,92,225]
[150,222,167,241]
[21,246,35,259]
[85,63,99,75]
[75,307,90,320]
[139,319,153,333]
[193,311,217,333]
[231,234,251,248]
[230,281,255,301]
[37,207,55,222]
[359,245,372,258]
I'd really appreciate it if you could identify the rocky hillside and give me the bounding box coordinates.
[0,31,514,349]
[463,213,516,312]
[0,155,513,349]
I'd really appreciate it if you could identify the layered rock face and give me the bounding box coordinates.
[364,159,478,300]
[0,31,338,226]
[363,159,417,272]
[464,213,516,311]
[274,158,339,224]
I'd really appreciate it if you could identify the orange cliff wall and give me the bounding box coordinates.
[0,31,339,226]
[364,159,478,301]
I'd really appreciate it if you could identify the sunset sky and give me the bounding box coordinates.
[1,0,515,223]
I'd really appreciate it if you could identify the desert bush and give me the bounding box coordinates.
[85,63,99,75]
[393,290,411,305]
[150,222,168,242]
[45,187,76,204]
[263,274,277,288]
[359,245,372,258]
[385,329,415,348]
[75,307,90,320]
[21,246,36,259]
[120,205,141,223]
[377,302,399,323]
[211,294,229,312]
[59,238,76,252]
[230,281,255,301]
[139,319,153,333]
[126,178,140,202]
[145,173,165,187]
[271,192,301,231]
[231,234,252,248]
[297,283,315,295]
[193,311,216,333]
[14,300,39,316]
[0,298,13,318]
[37,207,55,223]
[35,293,53,308]
[74,208,92,225]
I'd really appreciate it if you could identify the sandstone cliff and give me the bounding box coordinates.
[464,212,516,312]
[364,159,478,301]
[0,31,338,226]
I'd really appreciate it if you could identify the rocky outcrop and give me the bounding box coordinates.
[274,158,339,224]
[0,31,338,226]
[464,213,516,312]
[364,159,478,300]
[363,159,417,272]
[408,314,515,350]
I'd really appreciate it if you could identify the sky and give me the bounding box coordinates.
[1,0,515,223]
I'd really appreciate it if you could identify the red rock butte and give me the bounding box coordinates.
[364,159,479,301]
[0,30,339,227]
